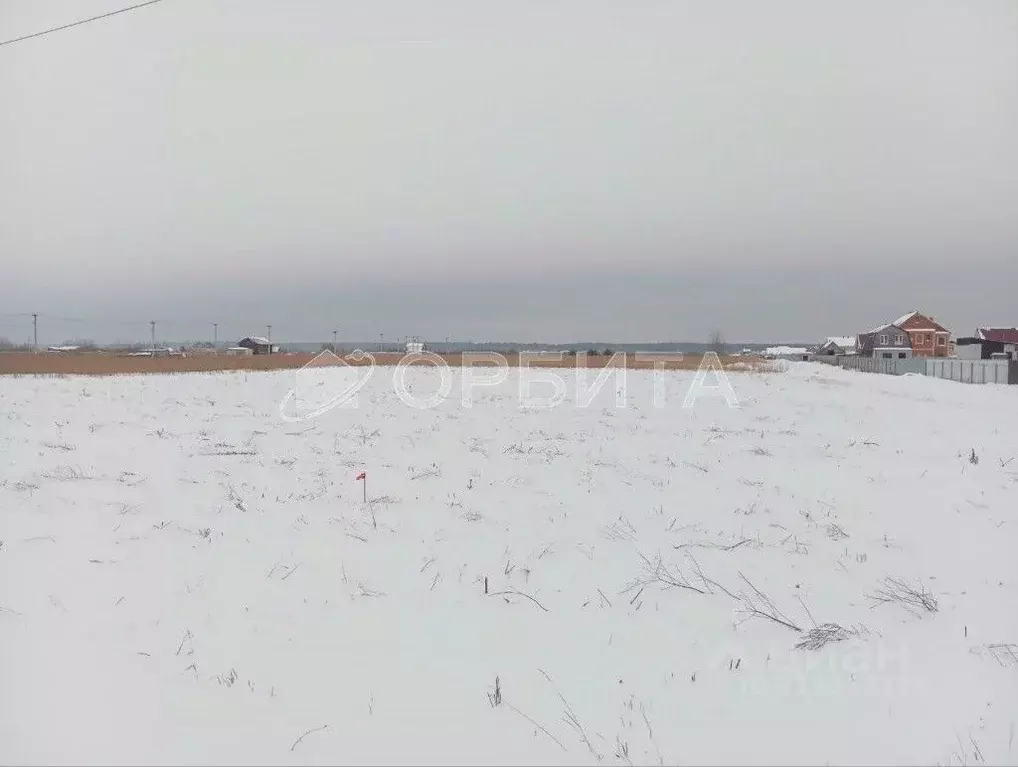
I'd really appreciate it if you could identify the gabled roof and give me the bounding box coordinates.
[859,324,911,348]
[825,336,857,349]
[239,336,271,345]
[892,310,949,332]
[865,322,905,335]
[977,327,1018,344]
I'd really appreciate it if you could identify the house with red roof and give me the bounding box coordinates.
[976,327,1018,345]
[955,328,1018,360]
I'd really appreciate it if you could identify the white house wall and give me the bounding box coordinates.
[872,347,913,359]
[955,344,983,360]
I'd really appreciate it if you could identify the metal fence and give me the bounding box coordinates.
[837,356,928,376]
[924,358,1015,385]
[837,355,1017,384]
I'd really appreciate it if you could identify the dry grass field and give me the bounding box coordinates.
[0,350,763,376]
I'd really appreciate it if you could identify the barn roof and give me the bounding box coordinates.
[240,336,271,345]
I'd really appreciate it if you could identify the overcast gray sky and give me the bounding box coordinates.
[2,0,1016,344]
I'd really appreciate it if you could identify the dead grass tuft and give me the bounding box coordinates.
[795,623,859,651]
[868,576,939,615]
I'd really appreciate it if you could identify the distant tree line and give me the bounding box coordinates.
[0,337,32,351]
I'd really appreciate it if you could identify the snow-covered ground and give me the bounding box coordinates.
[1,363,1016,765]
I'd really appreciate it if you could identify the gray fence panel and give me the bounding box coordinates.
[838,356,927,375]
[838,355,1012,384]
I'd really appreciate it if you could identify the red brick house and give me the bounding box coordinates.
[891,311,950,357]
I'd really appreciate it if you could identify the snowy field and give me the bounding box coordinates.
[2,362,1017,765]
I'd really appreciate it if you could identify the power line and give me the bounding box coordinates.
[0,0,169,49]
[0,311,305,339]
[25,313,147,326]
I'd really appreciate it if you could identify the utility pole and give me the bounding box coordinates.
[379,333,384,351]
[32,313,38,350]
[150,320,156,348]
[332,329,337,349]
[267,325,272,343]
[213,322,218,346]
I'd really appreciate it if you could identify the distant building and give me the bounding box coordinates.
[891,311,950,358]
[955,328,1018,360]
[857,323,913,359]
[405,339,425,354]
[128,347,176,357]
[762,345,811,361]
[977,327,1018,348]
[814,336,858,357]
[237,336,275,355]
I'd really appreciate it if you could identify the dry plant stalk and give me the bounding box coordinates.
[487,676,502,707]
[984,643,1018,668]
[735,572,802,632]
[624,552,707,596]
[867,576,939,615]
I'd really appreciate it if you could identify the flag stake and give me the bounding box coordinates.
[356,470,367,503]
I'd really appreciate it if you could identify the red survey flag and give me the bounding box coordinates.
[356,471,366,480]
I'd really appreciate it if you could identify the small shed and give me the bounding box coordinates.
[237,336,274,355]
